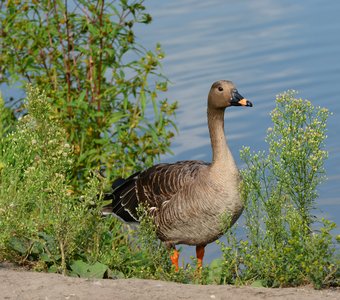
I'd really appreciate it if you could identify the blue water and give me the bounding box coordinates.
[134,0,340,262]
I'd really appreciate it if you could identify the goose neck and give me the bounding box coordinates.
[207,107,232,165]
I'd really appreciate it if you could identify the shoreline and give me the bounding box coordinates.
[1,267,339,300]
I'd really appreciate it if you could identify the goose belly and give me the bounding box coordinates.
[156,193,244,246]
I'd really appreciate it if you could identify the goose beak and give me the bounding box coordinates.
[231,90,253,107]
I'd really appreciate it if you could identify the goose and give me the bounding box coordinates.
[102,80,253,271]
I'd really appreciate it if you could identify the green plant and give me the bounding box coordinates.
[0,86,87,272]
[219,91,338,288]
[134,204,172,277]
[0,86,186,280]
[0,94,15,177]
[0,86,153,277]
[70,260,108,278]
[0,0,181,280]
[0,0,177,187]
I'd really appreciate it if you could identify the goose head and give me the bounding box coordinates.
[208,80,253,109]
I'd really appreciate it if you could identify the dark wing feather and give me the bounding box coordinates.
[102,161,208,223]
[137,161,208,211]
[101,172,140,222]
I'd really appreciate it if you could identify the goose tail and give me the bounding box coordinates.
[101,174,140,224]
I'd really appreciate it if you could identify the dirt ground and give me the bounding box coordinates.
[1,266,339,300]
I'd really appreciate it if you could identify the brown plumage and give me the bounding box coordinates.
[102,80,253,270]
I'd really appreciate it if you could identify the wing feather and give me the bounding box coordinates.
[104,161,208,223]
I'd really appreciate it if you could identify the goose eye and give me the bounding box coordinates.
[218,86,223,92]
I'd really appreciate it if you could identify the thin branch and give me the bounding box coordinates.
[82,5,95,104]
[52,0,72,114]
[96,0,105,113]
[64,0,72,107]
[45,0,58,90]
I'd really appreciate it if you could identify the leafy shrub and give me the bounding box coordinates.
[0,86,169,278]
[134,205,172,277]
[218,91,338,288]
[0,86,91,272]
[0,0,177,186]
[0,0,180,280]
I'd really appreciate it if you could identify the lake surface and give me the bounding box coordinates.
[135,0,340,261]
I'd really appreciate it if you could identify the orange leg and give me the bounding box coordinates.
[196,245,205,268]
[170,248,180,272]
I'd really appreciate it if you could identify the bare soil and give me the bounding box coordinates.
[1,265,339,300]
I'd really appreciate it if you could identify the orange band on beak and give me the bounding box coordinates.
[238,98,248,106]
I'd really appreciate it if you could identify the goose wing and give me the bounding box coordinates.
[107,160,208,222]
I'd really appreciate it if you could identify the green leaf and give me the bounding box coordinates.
[48,265,58,273]
[8,237,28,255]
[207,258,223,283]
[70,260,108,279]
[109,112,126,123]
[40,253,51,262]
[77,90,87,102]
[251,280,265,287]
[87,23,99,36]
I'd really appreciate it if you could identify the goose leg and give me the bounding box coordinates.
[196,245,205,268]
[170,247,180,272]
